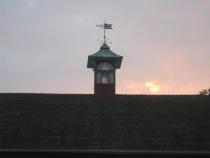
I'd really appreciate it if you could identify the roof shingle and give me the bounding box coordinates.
[0,94,210,152]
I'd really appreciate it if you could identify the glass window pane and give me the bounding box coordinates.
[108,72,114,84]
[96,71,114,84]
[102,76,108,84]
[96,72,101,83]
[97,62,114,70]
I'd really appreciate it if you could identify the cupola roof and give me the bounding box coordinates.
[87,43,123,68]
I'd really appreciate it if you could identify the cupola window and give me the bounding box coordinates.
[96,62,114,84]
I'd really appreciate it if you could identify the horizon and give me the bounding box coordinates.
[0,0,210,94]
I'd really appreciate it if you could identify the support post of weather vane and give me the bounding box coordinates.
[96,20,112,44]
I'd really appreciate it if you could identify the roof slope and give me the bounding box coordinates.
[89,43,122,58]
[87,43,123,68]
[0,94,210,151]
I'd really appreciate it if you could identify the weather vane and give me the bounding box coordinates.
[96,20,112,44]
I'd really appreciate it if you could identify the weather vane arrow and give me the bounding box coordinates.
[96,20,112,44]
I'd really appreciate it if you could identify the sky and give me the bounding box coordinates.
[0,0,210,94]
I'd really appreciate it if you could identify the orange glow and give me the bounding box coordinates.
[145,81,160,93]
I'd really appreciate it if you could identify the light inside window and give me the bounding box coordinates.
[96,63,115,84]
[102,75,108,84]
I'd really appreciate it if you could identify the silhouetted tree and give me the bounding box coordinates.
[199,89,209,95]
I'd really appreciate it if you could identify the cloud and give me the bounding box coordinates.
[117,80,161,94]
[1,0,210,94]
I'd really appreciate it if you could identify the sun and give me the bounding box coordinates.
[145,81,160,93]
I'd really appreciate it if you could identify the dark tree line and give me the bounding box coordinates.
[199,88,210,95]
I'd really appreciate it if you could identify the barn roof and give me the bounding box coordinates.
[0,94,210,152]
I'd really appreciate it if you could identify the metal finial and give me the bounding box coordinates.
[96,20,112,44]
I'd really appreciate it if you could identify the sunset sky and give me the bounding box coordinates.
[0,0,210,94]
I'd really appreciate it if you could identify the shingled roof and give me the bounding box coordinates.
[87,43,123,68]
[0,94,210,154]
[90,43,122,58]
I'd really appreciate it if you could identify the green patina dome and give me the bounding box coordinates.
[87,43,123,68]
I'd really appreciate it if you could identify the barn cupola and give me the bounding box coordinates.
[87,22,123,96]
